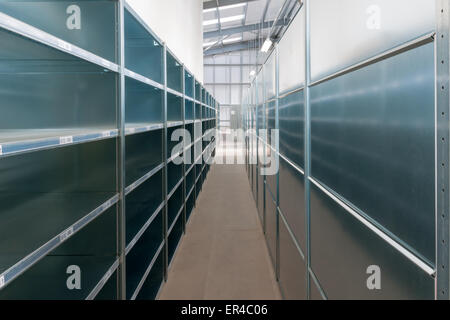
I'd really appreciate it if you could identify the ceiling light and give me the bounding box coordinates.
[203,41,217,47]
[203,8,217,13]
[219,3,247,11]
[223,37,242,44]
[203,2,247,13]
[249,70,256,77]
[203,18,219,26]
[260,38,273,53]
[220,14,245,23]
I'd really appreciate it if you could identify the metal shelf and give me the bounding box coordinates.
[86,259,120,300]
[0,12,118,72]
[124,69,164,90]
[125,123,164,136]
[0,128,118,158]
[0,196,118,294]
[0,2,217,300]
[126,202,165,255]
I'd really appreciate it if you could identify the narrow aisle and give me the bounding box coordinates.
[159,164,281,300]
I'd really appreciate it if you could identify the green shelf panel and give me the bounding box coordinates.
[0,206,117,300]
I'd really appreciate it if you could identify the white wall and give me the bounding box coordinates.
[127,0,204,82]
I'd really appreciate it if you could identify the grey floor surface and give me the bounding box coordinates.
[158,164,281,300]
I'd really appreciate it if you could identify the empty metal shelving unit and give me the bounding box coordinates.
[0,0,217,300]
[244,0,450,300]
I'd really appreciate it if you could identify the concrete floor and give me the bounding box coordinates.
[159,164,281,300]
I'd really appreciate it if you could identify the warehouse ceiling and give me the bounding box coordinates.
[203,0,300,56]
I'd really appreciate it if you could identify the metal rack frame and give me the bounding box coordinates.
[0,0,217,300]
[243,0,449,300]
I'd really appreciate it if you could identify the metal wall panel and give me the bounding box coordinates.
[279,90,304,168]
[279,215,307,300]
[278,8,305,93]
[310,0,435,82]
[310,184,434,300]
[310,43,435,262]
[264,52,276,100]
[0,1,118,62]
[258,170,264,223]
[265,187,277,268]
[279,157,306,252]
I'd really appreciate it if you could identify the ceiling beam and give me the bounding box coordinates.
[204,20,287,39]
[204,38,265,56]
[203,0,258,10]
[204,64,262,67]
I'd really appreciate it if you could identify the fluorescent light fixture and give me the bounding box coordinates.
[203,19,219,26]
[219,3,247,10]
[220,14,245,23]
[260,38,273,53]
[223,36,242,44]
[203,2,247,13]
[203,8,217,13]
[203,41,217,47]
[203,14,244,26]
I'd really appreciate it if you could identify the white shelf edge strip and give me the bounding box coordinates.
[185,163,194,175]
[308,177,435,276]
[277,149,305,175]
[167,87,184,98]
[168,178,184,200]
[184,143,193,151]
[126,202,165,255]
[168,206,184,235]
[278,207,306,260]
[124,69,164,90]
[125,123,164,136]
[0,194,119,290]
[187,185,195,199]
[0,129,118,158]
[167,121,184,128]
[168,150,183,164]
[130,241,165,300]
[125,163,164,195]
[85,259,120,300]
[0,12,119,72]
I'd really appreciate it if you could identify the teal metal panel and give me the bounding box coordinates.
[265,187,277,268]
[125,130,163,186]
[125,170,163,245]
[279,215,307,300]
[0,0,118,62]
[135,250,164,300]
[0,206,117,300]
[310,184,434,299]
[257,170,264,223]
[310,43,435,262]
[125,8,162,82]
[279,157,306,251]
[279,89,304,168]
[126,211,163,299]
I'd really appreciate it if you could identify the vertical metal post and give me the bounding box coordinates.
[262,66,267,235]
[163,44,169,282]
[304,0,312,300]
[182,65,187,233]
[436,0,450,300]
[275,43,280,281]
[117,0,127,300]
[255,75,259,213]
